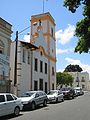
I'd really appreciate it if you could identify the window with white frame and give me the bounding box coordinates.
[34,58,38,71]
[22,48,26,63]
[40,60,43,73]
[52,66,54,76]
[45,63,47,74]
[51,27,54,37]
[27,51,30,64]
[0,40,4,54]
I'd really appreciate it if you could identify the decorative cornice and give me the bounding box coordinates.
[0,23,13,35]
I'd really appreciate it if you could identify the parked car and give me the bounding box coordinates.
[19,91,48,110]
[47,90,64,103]
[0,93,23,117]
[74,87,84,96]
[60,87,75,99]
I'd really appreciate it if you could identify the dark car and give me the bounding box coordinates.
[60,87,75,99]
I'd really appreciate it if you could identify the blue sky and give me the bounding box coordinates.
[0,0,90,77]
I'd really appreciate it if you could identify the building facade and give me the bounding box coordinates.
[10,12,56,96]
[0,17,12,92]
[68,72,90,90]
[10,41,37,96]
[30,12,56,93]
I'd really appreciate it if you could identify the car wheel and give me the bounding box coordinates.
[62,98,64,102]
[14,107,20,116]
[72,95,74,99]
[31,102,36,110]
[43,100,47,106]
[56,98,58,103]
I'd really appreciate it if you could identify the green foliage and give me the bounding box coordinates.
[75,17,90,53]
[64,64,83,72]
[64,0,81,13]
[63,0,90,53]
[56,72,74,86]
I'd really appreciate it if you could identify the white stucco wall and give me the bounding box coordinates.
[10,41,32,96]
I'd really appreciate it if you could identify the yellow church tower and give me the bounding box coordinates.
[30,12,56,92]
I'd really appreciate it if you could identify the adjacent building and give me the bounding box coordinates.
[10,12,57,96]
[68,72,90,90]
[0,17,12,92]
[10,41,37,96]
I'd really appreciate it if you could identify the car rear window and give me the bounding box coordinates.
[47,91,56,95]
[22,92,34,97]
[6,95,14,101]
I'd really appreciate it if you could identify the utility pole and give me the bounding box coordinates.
[14,31,18,86]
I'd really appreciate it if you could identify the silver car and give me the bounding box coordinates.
[0,93,23,117]
[47,90,64,103]
[19,91,48,110]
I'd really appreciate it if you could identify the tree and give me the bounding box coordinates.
[64,64,83,72]
[63,0,90,53]
[56,72,74,87]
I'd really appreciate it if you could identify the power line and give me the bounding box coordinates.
[18,26,30,34]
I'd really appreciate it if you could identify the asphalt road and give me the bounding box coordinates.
[1,91,90,120]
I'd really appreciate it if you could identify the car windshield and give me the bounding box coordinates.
[61,88,71,91]
[47,91,57,95]
[21,92,35,97]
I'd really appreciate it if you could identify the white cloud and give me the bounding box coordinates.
[55,24,75,45]
[56,68,64,73]
[56,48,73,55]
[23,33,30,43]
[65,57,90,77]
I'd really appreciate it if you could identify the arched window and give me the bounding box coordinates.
[0,40,4,54]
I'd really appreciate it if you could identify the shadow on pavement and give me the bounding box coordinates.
[0,114,23,120]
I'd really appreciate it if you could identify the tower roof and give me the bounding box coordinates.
[31,12,56,26]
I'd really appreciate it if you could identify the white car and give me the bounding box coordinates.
[47,90,64,103]
[0,93,23,117]
[74,87,84,96]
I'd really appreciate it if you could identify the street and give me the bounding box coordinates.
[1,91,90,120]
